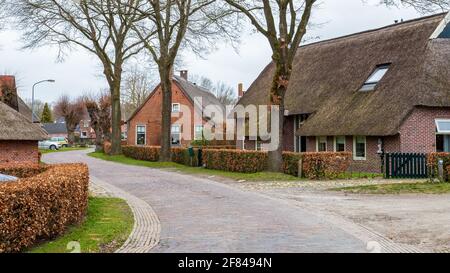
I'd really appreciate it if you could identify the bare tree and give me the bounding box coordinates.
[225,0,316,172]
[10,0,146,155]
[54,95,87,145]
[191,74,237,105]
[24,98,45,119]
[382,0,449,13]
[84,93,112,152]
[132,0,240,161]
[121,65,156,119]
[0,0,6,31]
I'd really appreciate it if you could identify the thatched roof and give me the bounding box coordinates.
[0,101,48,141]
[128,75,224,122]
[238,13,450,136]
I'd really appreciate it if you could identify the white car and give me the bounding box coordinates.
[38,140,61,150]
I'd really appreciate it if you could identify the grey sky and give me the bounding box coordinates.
[0,0,424,104]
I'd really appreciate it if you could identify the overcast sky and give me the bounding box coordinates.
[0,0,425,104]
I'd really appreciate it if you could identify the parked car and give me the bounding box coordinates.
[38,140,61,150]
[50,137,69,148]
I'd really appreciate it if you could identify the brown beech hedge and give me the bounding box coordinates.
[0,163,89,253]
[123,145,351,179]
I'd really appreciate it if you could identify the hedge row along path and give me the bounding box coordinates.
[43,149,384,253]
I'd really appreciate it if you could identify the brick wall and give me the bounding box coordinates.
[398,106,450,153]
[0,140,39,164]
[128,81,197,147]
[304,135,400,173]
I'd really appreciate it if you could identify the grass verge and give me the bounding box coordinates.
[88,152,302,182]
[40,147,89,154]
[333,182,450,195]
[29,197,133,253]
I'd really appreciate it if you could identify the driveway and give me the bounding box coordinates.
[43,149,368,253]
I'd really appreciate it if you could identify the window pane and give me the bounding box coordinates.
[172,125,180,133]
[195,125,203,140]
[366,67,389,83]
[318,137,327,152]
[437,120,450,132]
[171,134,180,145]
[171,125,181,145]
[355,137,366,158]
[136,126,146,145]
[335,136,346,152]
[172,104,180,112]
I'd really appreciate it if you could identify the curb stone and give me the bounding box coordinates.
[90,176,161,253]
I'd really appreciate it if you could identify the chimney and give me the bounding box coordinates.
[0,75,19,111]
[238,83,245,98]
[180,70,188,81]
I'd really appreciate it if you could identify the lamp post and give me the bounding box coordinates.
[32,79,55,123]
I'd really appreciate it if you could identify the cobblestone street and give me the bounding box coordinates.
[43,150,368,253]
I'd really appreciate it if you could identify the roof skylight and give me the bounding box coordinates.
[360,64,390,92]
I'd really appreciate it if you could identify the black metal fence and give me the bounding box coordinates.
[384,153,428,179]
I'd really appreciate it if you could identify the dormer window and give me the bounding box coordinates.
[360,64,390,92]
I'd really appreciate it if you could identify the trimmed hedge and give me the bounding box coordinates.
[192,145,236,150]
[0,163,47,178]
[301,152,352,179]
[122,145,352,179]
[203,149,268,173]
[122,146,160,161]
[427,152,450,180]
[103,141,112,154]
[283,152,303,176]
[171,147,199,166]
[0,164,89,253]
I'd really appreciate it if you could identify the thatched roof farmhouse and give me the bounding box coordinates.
[0,76,48,164]
[237,12,450,173]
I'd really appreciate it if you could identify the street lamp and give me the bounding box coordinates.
[32,79,55,123]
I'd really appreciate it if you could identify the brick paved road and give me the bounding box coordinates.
[43,150,367,253]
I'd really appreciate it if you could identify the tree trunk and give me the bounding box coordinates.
[160,68,172,162]
[67,130,76,147]
[267,99,285,172]
[94,128,103,152]
[267,59,289,172]
[110,83,122,155]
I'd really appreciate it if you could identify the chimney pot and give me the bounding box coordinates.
[238,83,245,98]
[180,70,188,80]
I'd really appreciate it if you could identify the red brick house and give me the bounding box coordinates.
[127,71,224,147]
[0,76,48,164]
[237,13,450,173]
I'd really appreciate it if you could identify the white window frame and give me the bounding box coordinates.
[353,136,367,161]
[171,124,181,146]
[172,103,181,113]
[333,136,346,152]
[194,125,204,141]
[136,125,146,146]
[435,119,450,134]
[316,136,327,152]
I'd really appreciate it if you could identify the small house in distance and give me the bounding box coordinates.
[127,70,224,147]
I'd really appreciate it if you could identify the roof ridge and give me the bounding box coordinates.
[173,75,216,96]
[300,12,447,48]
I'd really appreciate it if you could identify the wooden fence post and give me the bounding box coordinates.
[298,158,303,178]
